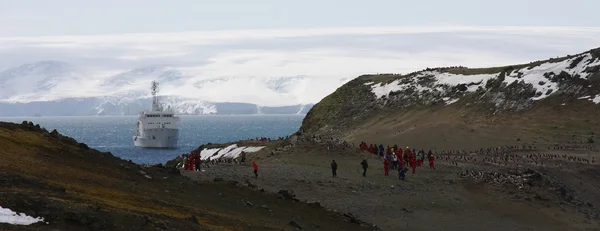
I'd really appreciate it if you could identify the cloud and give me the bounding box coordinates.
[0,26,599,105]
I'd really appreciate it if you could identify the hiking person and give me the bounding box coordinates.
[188,153,195,171]
[429,154,435,169]
[183,155,190,170]
[194,152,201,171]
[240,151,247,164]
[252,161,259,178]
[331,160,338,177]
[361,159,368,177]
[398,167,407,180]
[392,153,398,170]
[383,158,390,176]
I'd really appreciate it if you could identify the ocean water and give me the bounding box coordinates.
[0,115,304,164]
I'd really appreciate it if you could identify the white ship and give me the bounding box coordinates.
[133,81,180,148]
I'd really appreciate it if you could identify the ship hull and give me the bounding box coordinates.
[133,128,178,149]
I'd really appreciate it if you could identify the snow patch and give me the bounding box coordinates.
[433,72,497,91]
[242,146,265,153]
[370,80,403,98]
[444,98,459,105]
[370,71,496,99]
[504,54,598,101]
[0,206,45,225]
[200,148,220,160]
[200,145,265,160]
[592,95,600,104]
[578,96,591,100]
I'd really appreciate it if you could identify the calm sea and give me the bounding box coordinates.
[0,115,304,164]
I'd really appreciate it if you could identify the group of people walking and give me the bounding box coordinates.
[333,142,438,180]
[184,140,437,181]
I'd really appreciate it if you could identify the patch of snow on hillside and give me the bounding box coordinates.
[0,206,45,225]
[200,146,265,160]
[506,62,565,101]
[443,97,460,105]
[243,146,265,153]
[593,95,600,104]
[504,54,599,101]
[578,96,591,100]
[370,80,403,98]
[434,72,497,92]
[569,54,599,79]
[211,144,238,159]
[200,148,220,160]
[223,146,246,159]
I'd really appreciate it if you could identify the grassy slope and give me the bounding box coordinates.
[0,122,372,231]
[344,97,600,150]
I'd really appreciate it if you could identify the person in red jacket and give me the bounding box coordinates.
[383,158,390,176]
[188,153,195,171]
[369,144,375,154]
[429,154,435,169]
[252,161,259,178]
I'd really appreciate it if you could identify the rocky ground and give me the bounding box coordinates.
[181,137,600,231]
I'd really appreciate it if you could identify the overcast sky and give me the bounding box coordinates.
[1,0,598,36]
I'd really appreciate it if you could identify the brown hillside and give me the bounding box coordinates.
[344,96,600,150]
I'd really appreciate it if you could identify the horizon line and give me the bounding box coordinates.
[3,25,600,40]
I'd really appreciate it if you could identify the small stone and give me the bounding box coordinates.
[245,201,254,207]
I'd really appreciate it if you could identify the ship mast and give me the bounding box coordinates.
[151,81,162,111]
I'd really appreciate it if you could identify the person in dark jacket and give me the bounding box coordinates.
[361,159,368,177]
[331,160,338,177]
[194,153,201,171]
[398,167,407,180]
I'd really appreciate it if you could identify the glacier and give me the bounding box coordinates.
[0,61,348,110]
[0,96,314,116]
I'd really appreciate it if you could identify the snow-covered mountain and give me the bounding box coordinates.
[0,61,82,101]
[0,61,338,116]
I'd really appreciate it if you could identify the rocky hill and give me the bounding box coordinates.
[0,121,373,230]
[301,47,600,149]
